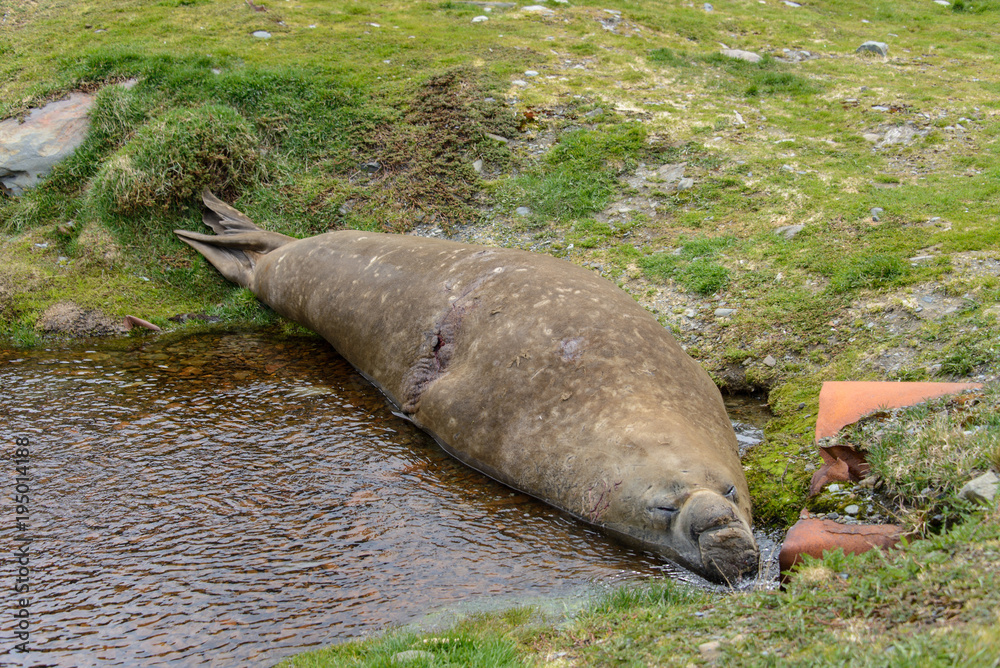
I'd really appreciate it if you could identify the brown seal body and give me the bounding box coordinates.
[176,192,758,582]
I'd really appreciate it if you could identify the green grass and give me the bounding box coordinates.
[639,236,735,296]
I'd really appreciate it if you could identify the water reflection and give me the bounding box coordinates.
[2,332,697,667]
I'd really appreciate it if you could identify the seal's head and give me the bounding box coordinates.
[582,421,759,584]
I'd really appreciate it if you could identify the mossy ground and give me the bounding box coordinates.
[3,0,1000,664]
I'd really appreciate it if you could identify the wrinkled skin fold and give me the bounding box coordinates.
[176,191,759,583]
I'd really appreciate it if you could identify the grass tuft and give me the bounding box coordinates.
[829,253,909,293]
[88,104,261,218]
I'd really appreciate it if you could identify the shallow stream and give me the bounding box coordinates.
[0,331,771,667]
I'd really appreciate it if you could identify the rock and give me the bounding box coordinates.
[252,30,272,38]
[512,79,529,87]
[778,49,816,63]
[472,15,489,22]
[524,70,539,77]
[781,164,795,173]
[515,206,531,216]
[485,133,509,144]
[0,92,95,196]
[876,123,927,147]
[391,650,435,664]
[784,1,801,6]
[844,504,860,515]
[676,177,694,192]
[959,471,999,505]
[472,159,484,173]
[714,308,735,318]
[775,224,804,239]
[856,41,888,57]
[699,641,722,662]
[871,207,884,221]
[934,0,951,5]
[704,3,714,11]
[360,161,381,174]
[37,302,128,336]
[721,48,762,64]
[522,5,554,13]
[763,355,777,368]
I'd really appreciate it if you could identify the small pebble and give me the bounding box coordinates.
[252,30,271,39]
[845,504,860,515]
[515,206,531,216]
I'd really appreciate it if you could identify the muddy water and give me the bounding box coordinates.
[0,332,769,667]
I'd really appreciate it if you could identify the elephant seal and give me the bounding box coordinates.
[176,191,758,583]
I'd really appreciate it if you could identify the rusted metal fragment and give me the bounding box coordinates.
[779,516,903,575]
[124,315,161,331]
[814,381,982,441]
[809,444,871,496]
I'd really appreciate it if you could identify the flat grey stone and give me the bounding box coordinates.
[959,471,999,505]
[472,159,483,173]
[763,355,777,367]
[721,48,762,64]
[857,41,888,56]
[877,123,927,148]
[472,15,489,22]
[714,308,735,318]
[391,650,435,664]
[775,224,804,239]
[252,30,272,38]
[0,92,94,196]
[515,206,531,216]
[699,641,722,661]
[844,504,860,515]
[676,177,694,192]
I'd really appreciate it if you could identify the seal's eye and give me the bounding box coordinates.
[724,485,737,501]
[654,506,679,519]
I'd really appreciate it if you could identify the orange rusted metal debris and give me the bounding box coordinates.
[781,381,983,577]
[123,315,161,332]
[778,514,905,576]
[814,381,982,441]
[808,381,982,494]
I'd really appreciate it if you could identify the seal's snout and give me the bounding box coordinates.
[685,489,758,583]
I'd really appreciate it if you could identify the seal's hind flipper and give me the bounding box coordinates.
[201,189,261,234]
[174,191,296,287]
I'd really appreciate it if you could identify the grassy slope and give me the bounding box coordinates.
[2,0,1000,664]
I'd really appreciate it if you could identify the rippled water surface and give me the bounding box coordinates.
[3,331,739,667]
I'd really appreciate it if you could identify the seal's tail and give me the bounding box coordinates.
[174,190,295,288]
